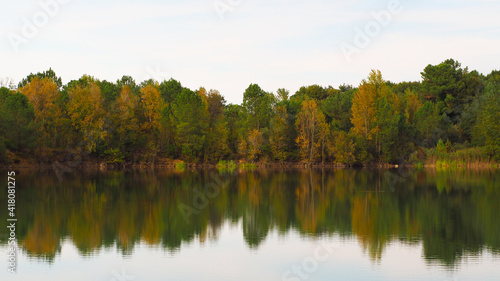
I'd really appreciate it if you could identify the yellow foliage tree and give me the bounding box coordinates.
[238,137,248,161]
[19,77,60,147]
[295,99,328,163]
[114,85,140,149]
[317,113,330,163]
[138,83,165,161]
[404,89,422,124]
[247,129,263,162]
[351,70,400,161]
[139,83,164,134]
[67,82,106,153]
[351,70,385,141]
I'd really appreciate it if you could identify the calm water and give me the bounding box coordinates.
[1,168,499,281]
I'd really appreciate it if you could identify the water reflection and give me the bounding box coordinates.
[0,168,498,267]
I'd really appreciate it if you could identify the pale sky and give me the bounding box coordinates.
[1,0,499,104]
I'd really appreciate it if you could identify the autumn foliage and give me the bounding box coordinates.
[1,59,499,165]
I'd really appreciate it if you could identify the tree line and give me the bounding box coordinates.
[0,59,499,165]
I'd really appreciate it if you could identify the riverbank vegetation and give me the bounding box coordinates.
[0,59,499,166]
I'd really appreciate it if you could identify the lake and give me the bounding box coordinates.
[1,167,499,280]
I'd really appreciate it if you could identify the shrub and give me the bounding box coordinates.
[217,160,237,172]
[174,160,186,171]
[104,148,125,163]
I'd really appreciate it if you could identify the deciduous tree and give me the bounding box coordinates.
[295,99,328,163]
[19,76,60,148]
[247,129,263,162]
[270,105,289,162]
[67,82,106,153]
[172,89,208,161]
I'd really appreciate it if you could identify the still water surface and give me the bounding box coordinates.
[1,168,499,280]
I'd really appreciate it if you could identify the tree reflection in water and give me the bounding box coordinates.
[0,168,498,267]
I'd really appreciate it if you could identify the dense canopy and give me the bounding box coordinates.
[1,59,499,165]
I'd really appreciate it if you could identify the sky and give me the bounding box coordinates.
[1,0,499,104]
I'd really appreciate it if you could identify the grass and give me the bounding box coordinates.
[217,160,238,172]
[239,162,257,169]
[174,160,186,171]
[424,147,496,168]
[414,162,424,169]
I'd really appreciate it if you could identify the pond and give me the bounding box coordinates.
[1,168,499,280]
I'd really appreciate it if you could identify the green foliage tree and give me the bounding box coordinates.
[436,139,446,157]
[4,62,499,166]
[242,84,273,130]
[172,89,208,161]
[224,104,243,158]
[421,59,465,102]
[322,90,354,132]
[116,75,138,93]
[159,78,183,104]
[472,84,500,161]
[156,80,183,157]
[376,93,401,162]
[18,68,62,89]
[420,59,484,141]
[0,92,37,151]
[294,84,332,101]
[276,88,289,102]
[414,101,440,145]
[270,105,289,162]
[99,80,119,103]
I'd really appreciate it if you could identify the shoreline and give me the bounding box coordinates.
[1,159,498,170]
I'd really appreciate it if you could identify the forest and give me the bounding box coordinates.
[0,58,499,166]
